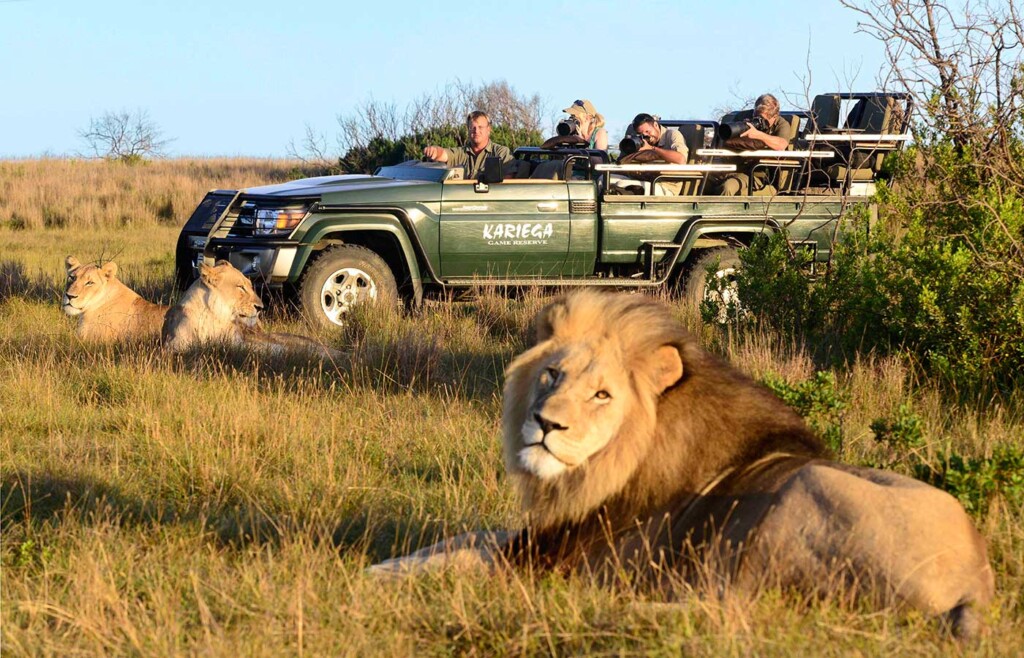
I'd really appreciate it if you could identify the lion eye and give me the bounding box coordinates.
[594,390,611,400]
[85,281,94,286]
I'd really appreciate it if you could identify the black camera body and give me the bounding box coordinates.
[618,135,646,155]
[718,115,770,140]
[556,117,581,137]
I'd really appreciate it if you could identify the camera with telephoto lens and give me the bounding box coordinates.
[556,116,581,137]
[718,115,770,140]
[618,135,646,156]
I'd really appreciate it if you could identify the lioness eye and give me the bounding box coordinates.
[85,281,94,286]
[594,390,611,400]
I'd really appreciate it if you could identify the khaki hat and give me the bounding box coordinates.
[563,99,605,127]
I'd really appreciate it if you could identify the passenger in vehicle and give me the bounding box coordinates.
[423,111,513,180]
[716,93,794,196]
[562,99,608,150]
[630,113,688,164]
[627,113,688,195]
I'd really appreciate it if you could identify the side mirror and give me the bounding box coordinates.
[475,156,504,192]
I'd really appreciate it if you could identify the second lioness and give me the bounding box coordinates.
[162,260,342,358]
[63,256,168,341]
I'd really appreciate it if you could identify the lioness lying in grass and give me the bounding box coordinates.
[162,260,342,359]
[63,256,168,342]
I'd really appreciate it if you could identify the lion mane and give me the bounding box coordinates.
[162,260,341,359]
[375,291,994,638]
[62,256,168,342]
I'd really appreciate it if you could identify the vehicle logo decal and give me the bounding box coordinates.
[483,222,554,246]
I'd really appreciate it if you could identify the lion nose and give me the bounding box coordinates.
[535,413,567,436]
[65,293,76,301]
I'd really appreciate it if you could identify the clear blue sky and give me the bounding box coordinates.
[0,0,888,158]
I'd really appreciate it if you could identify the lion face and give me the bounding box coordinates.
[199,261,263,327]
[63,256,116,317]
[515,342,635,479]
[504,292,685,484]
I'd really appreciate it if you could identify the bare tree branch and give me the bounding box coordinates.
[79,109,172,162]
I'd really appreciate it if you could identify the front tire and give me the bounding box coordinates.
[682,247,742,323]
[299,245,398,328]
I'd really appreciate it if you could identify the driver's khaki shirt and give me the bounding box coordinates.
[443,141,513,179]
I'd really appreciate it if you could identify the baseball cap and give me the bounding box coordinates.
[563,99,604,127]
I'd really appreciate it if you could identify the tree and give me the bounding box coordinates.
[79,109,172,163]
[290,80,547,174]
[840,0,1023,180]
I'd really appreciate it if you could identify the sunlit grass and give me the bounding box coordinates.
[2,158,1022,655]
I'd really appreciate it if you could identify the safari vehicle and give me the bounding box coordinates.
[174,92,912,327]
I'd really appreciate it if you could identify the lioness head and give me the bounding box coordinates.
[503,291,685,526]
[63,256,118,317]
[198,260,263,327]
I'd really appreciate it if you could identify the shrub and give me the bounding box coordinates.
[761,371,848,455]
[736,147,1024,395]
[870,404,1024,515]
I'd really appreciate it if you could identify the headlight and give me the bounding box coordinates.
[254,208,307,235]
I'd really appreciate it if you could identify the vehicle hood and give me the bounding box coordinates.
[242,174,434,199]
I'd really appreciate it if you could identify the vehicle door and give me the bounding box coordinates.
[438,178,571,278]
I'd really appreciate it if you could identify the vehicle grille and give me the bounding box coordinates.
[570,200,597,214]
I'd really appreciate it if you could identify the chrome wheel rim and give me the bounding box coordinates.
[319,267,377,325]
[704,265,741,323]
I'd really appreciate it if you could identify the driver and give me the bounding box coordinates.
[423,111,513,180]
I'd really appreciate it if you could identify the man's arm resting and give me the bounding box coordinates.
[652,146,687,164]
[424,146,451,163]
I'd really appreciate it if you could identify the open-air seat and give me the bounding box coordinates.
[594,163,735,196]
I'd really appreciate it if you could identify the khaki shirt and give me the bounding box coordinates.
[444,141,513,179]
[657,126,688,163]
[767,116,794,144]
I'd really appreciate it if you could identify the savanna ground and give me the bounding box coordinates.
[1,158,1022,656]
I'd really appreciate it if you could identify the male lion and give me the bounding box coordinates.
[163,260,341,359]
[63,256,169,341]
[373,291,994,637]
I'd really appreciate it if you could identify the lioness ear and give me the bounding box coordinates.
[199,263,220,286]
[649,345,684,394]
[65,256,80,273]
[101,261,118,279]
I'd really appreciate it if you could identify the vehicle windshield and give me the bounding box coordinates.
[375,161,451,183]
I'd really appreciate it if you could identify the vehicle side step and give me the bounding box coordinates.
[440,277,664,288]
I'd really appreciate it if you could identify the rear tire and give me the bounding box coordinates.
[299,245,398,328]
[682,247,742,323]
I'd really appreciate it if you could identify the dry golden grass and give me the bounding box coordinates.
[2,158,1022,656]
[0,157,309,231]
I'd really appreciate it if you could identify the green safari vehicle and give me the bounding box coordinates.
[174,92,911,327]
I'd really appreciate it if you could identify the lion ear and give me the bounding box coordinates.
[65,256,80,273]
[533,299,568,345]
[100,261,118,279]
[649,344,684,394]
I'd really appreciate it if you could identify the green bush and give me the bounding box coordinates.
[870,404,1024,515]
[761,371,847,455]
[736,146,1024,394]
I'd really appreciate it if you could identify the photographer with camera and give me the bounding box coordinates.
[561,99,608,150]
[423,110,513,180]
[715,93,794,196]
[627,113,688,164]
[617,113,688,195]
